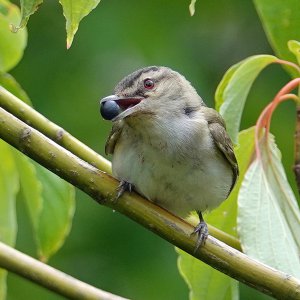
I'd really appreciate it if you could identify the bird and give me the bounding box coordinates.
[99,66,238,249]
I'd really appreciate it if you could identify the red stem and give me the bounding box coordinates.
[255,78,300,159]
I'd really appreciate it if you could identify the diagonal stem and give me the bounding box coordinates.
[255,78,300,158]
[0,86,112,174]
[0,86,240,249]
[0,106,299,299]
[0,241,128,300]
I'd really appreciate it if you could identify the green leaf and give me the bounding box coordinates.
[253,0,300,76]
[59,0,101,48]
[176,128,256,300]
[17,0,43,29]
[0,72,31,104]
[0,141,19,300]
[238,133,300,277]
[215,61,243,112]
[34,163,75,262]
[189,0,197,16]
[206,127,256,237]
[176,248,239,300]
[0,0,27,72]
[215,55,277,143]
[13,152,42,229]
[288,40,300,66]
[261,135,300,249]
[14,153,75,262]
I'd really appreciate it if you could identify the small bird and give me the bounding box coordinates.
[100,66,238,249]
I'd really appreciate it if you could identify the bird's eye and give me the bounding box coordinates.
[143,78,154,89]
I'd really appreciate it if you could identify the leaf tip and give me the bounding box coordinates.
[189,0,196,16]
[38,253,48,263]
[66,26,78,49]
[288,40,300,66]
[9,23,19,33]
[10,21,27,33]
[66,36,73,49]
[189,6,195,16]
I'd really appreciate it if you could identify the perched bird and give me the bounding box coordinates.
[100,66,238,249]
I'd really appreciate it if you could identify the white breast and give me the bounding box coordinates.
[112,113,232,217]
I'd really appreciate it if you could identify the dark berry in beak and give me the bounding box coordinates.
[100,97,122,120]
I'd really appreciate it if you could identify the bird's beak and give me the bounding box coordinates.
[100,95,144,121]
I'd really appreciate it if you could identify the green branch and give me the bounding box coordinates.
[0,241,128,300]
[0,86,111,173]
[0,101,299,298]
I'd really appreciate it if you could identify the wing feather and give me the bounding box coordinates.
[105,121,123,155]
[203,107,239,193]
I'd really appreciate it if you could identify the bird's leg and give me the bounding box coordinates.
[193,211,209,251]
[114,180,134,201]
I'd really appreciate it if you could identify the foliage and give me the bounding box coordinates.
[0,1,75,298]
[0,0,26,72]
[238,133,300,277]
[14,154,75,262]
[14,0,101,48]
[176,0,300,299]
[253,0,300,75]
[177,247,239,300]
[0,0,299,299]
[0,141,18,300]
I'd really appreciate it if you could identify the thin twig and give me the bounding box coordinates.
[0,241,128,300]
[0,107,299,299]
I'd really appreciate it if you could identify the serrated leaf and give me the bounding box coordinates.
[261,135,300,248]
[0,72,31,104]
[288,40,300,66]
[206,127,256,237]
[215,55,277,143]
[34,163,75,262]
[253,0,300,77]
[0,0,27,72]
[238,133,300,277]
[176,248,239,300]
[16,0,43,29]
[0,141,19,300]
[189,0,197,16]
[59,0,101,49]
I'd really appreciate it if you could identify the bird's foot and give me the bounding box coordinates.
[192,212,208,252]
[193,221,208,251]
[114,180,134,202]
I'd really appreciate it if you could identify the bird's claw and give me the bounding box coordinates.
[114,180,133,202]
[191,211,209,251]
[192,219,208,252]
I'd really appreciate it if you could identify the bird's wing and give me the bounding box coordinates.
[203,107,239,193]
[105,121,123,155]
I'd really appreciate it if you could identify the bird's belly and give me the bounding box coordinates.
[112,141,232,217]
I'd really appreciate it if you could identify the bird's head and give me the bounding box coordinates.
[100,66,204,123]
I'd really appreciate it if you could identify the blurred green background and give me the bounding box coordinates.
[7,0,296,299]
